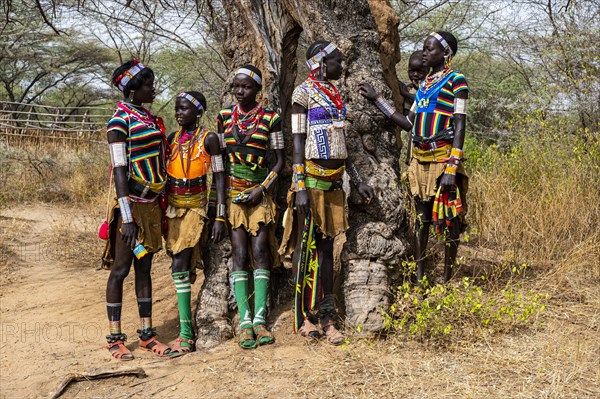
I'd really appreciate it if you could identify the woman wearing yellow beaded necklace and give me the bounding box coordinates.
[165,91,226,357]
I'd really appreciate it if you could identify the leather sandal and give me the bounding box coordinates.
[168,337,195,358]
[239,327,257,350]
[253,324,275,346]
[138,328,171,357]
[106,334,133,361]
[298,319,321,339]
[322,322,345,346]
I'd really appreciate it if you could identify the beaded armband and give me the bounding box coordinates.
[118,197,133,224]
[109,142,128,167]
[292,163,306,191]
[444,148,463,176]
[374,96,396,118]
[346,162,363,186]
[211,155,224,173]
[261,171,278,193]
[270,131,284,149]
[291,114,306,135]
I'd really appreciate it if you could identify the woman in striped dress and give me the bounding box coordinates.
[360,31,469,286]
[217,65,285,349]
[102,60,170,360]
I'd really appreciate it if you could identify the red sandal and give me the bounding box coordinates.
[106,334,133,361]
[168,337,195,358]
[137,328,171,357]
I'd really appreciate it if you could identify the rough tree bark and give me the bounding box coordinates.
[195,0,409,348]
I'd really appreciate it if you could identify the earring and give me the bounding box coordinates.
[128,90,135,102]
[196,114,202,129]
[320,62,327,79]
[444,55,452,70]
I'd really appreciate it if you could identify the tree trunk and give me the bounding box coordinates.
[196,0,409,347]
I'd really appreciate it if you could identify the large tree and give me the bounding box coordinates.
[195,0,409,348]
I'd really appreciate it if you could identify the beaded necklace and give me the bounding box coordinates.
[170,125,206,179]
[117,101,155,127]
[421,67,453,94]
[232,102,265,136]
[306,74,346,126]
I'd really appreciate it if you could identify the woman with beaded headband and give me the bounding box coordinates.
[216,64,284,349]
[102,60,170,360]
[278,40,375,345]
[359,31,469,287]
[164,91,226,357]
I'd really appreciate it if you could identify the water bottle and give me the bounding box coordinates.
[132,241,148,259]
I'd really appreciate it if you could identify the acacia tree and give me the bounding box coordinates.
[194,0,409,347]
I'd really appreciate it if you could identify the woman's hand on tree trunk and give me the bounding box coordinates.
[357,183,375,205]
[358,82,378,101]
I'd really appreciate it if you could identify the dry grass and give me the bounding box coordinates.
[0,140,109,206]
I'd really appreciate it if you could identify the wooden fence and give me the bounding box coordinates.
[0,101,113,152]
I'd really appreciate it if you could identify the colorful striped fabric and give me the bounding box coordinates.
[217,105,280,181]
[294,211,322,332]
[107,107,166,184]
[413,71,469,139]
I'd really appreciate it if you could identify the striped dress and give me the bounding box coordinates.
[107,105,166,185]
[217,106,281,184]
[413,71,469,139]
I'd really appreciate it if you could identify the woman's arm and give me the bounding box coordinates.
[359,82,414,131]
[206,132,226,241]
[291,103,310,215]
[108,129,137,249]
[439,90,468,192]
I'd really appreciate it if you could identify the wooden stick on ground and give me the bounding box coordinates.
[49,367,147,399]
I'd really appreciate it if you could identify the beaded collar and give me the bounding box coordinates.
[117,101,155,127]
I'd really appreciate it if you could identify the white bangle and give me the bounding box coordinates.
[291,113,306,135]
[211,155,224,173]
[118,197,133,223]
[454,98,468,115]
[109,142,127,167]
[270,131,284,149]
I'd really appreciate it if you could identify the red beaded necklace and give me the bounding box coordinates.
[117,101,155,126]
[232,102,264,136]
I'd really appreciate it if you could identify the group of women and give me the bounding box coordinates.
[100,32,469,360]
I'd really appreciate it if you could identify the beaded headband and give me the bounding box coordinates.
[178,92,204,111]
[115,60,146,92]
[237,68,262,85]
[306,43,338,70]
[430,32,453,56]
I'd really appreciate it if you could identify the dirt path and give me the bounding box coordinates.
[0,204,598,399]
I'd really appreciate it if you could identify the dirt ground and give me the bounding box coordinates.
[0,204,598,399]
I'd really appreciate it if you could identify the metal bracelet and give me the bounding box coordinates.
[216,203,226,218]
[211,155,224,172]
[118,196,133,223]
[454,98,468,115]
[291,114,306,135]
[375,96,396,118]
[269,131,284,149]
[346,162,363,186]
[109,142,128,167]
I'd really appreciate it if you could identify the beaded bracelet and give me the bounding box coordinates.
[292,163,307,191]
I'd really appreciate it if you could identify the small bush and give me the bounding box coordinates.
[383,273,547,343]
